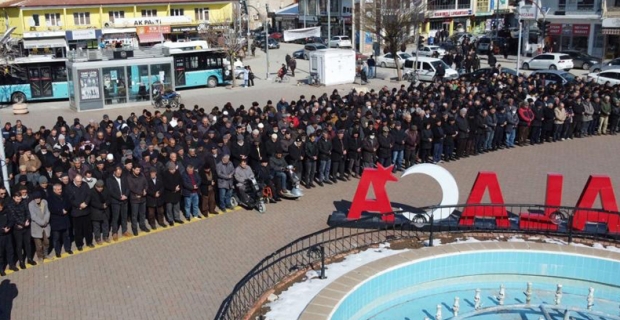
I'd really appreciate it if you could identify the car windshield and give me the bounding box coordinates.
[428,46,439,50]
[339,36,350,40]
[560,72,576,81]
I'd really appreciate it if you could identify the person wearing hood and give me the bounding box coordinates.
[29,191,51,262]
[361,130,379,169]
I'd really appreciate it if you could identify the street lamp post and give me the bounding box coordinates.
[265,4,270,80]
[517,20,523,75]
[327,0,331,45]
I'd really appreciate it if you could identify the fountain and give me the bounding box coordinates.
[555,284,563,305]
[452,297,460,317]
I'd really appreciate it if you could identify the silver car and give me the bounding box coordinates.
[589,58,620,73]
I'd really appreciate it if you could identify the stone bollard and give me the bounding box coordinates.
[12,103,28,115]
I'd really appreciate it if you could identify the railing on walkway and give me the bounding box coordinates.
[214,203,620,320]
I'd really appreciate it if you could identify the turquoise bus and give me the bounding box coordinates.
[0,57,69,104]
[170,49,233,89]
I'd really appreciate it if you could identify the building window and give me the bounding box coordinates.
[428,0,456,10]
[141,9,157,17]
[458,0,471,9]
[73,12,90,26]
[170,8,184,16]
[45,13,61,26]
[31,14,40,27]
[195,8,209,21]
[476,0,489,12]
[109,11,125,22]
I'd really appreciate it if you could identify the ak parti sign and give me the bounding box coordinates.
[348,164,620,233]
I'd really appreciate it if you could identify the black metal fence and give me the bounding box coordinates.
[214,204,620,320]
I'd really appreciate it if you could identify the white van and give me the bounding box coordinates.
[403,57,459,82]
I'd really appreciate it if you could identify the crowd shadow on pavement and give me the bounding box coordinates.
[0,279,18,320]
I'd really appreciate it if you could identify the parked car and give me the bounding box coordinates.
[438,41,457,51]
[269,32,283,40]
[328,36,352,48]
[459,67,518,81]
[403,57,459,82]
[293,36,324,44]
[477,37,493,54]
[417,45,446,57]
[530,70,578,86]
[377,52,413,68]
[589,58,620,73]
[559,50,601,70]
[450,32,478,44]
[522,53,574,71]
[586,69,620,86]
[293,49,305,59]
[263,38,280,49]
[303,43,328,59]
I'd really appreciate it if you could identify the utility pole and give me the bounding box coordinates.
[327,0,331,44]
[352,0,355,51]
[516,20,523,75]
[265,4,270,80]
[304,0,307,28]
[359,0,364,53]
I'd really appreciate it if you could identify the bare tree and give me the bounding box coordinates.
[360,0,426,80]
[201,29,246,88]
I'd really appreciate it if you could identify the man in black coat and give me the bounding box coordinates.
[330,130,347,182]
[456,108,470,158]
[317,130,332,185]
[106,165,130,241]
[146,167,167,229]
[390,122,406,172]
[66,174,93,251]
[6,191,36,268]
[162,162,184,225]
[377,126,394,167]
[346,131,363,177]
[127,165,149,236]
[542,102,556,142]
[90,180,110,244]
[303,134,318,187]
[287,137,304,178]
[0,200,18,275]
[48,183,72,257]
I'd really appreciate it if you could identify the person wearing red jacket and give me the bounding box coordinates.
[517,101,535,146]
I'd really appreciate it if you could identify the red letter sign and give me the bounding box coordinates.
[519,174,563,231]
[459,172,510,227]
[347,164,398,222]
[573,176,620,233]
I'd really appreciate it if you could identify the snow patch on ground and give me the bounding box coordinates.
[263,243,406,320]
[263,237,620,320]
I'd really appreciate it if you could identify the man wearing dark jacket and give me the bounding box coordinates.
[127,165,150,235]
[162,162,184,225]
[90,180,110,244]
[347,131,363,177]
[377,126,394,167]
[317,130,332,185]
[390,122,406,172]
[66,174,93,251]
[456,108,470,158]
[146,167,167,229]
[330,130,347,182]
[7,191,36,268]
[0,200,19,275]
[106,166,130,241]
[182,164,202,220]
[48,183,72,257]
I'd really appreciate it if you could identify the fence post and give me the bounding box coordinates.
[429,213,434,247]
[567,214,573,244]
[319,245,326,279]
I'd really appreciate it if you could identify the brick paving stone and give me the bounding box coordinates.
[1,136,619,319]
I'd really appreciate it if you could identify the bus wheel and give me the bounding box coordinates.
[11,92,26,104]
[207,76,218,88]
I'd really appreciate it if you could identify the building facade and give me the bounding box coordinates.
[602,0,620,58]
[0,0,233,52]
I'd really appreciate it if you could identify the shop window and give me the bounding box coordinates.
[103,67,127,105]
[109,11,125,22]
[31,14,40,27]
[127,65,150,102]
[195,8,209,21]
[73,12,90,26]
[170,9,185,16]
[45,13,61,27]
[429,21,445,31]
[476,0,489,12]
[142,9,157,17]
[616,0,620,7]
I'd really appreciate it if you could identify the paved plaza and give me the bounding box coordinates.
[1,128,618,319]
[0,42,612,320]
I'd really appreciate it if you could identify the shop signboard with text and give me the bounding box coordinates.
[114,16,192,28]
[137,26,171,35]
[572,24,590,36]
[548,24,562,36]
[430,9,472,18]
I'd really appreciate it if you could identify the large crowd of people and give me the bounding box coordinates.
[1,67,620,276]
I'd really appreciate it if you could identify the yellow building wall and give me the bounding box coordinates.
[0,3,234,36]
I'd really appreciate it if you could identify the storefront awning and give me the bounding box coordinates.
[138,32,164,43]
[23,37,67,49]
[602,28,620,35]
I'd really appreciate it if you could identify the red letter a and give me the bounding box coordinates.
[573,176,620,233]
[347,164,398,222]
[459,172,510,227]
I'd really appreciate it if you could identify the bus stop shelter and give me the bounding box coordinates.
[67,52,174,111]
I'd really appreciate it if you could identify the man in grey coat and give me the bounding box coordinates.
[234,157,255,204]
[29,192,51,262]
[216,154,235,212]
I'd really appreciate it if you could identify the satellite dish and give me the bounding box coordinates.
[0,27,16,45]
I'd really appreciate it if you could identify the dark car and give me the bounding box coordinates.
[459,67,518,81]
[530,70,578,86]
[262,38,280,49]
[438,41,456,51]
[293,49,304,59]
[559,50,601,70]
[293,36,325,45]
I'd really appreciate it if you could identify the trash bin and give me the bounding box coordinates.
[428,37,435,45]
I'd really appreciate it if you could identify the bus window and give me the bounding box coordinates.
[52,65,67,82]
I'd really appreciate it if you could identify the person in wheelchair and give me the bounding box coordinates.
[256,158,280,202]
[269,148,292,197]
[233,157,255,205]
